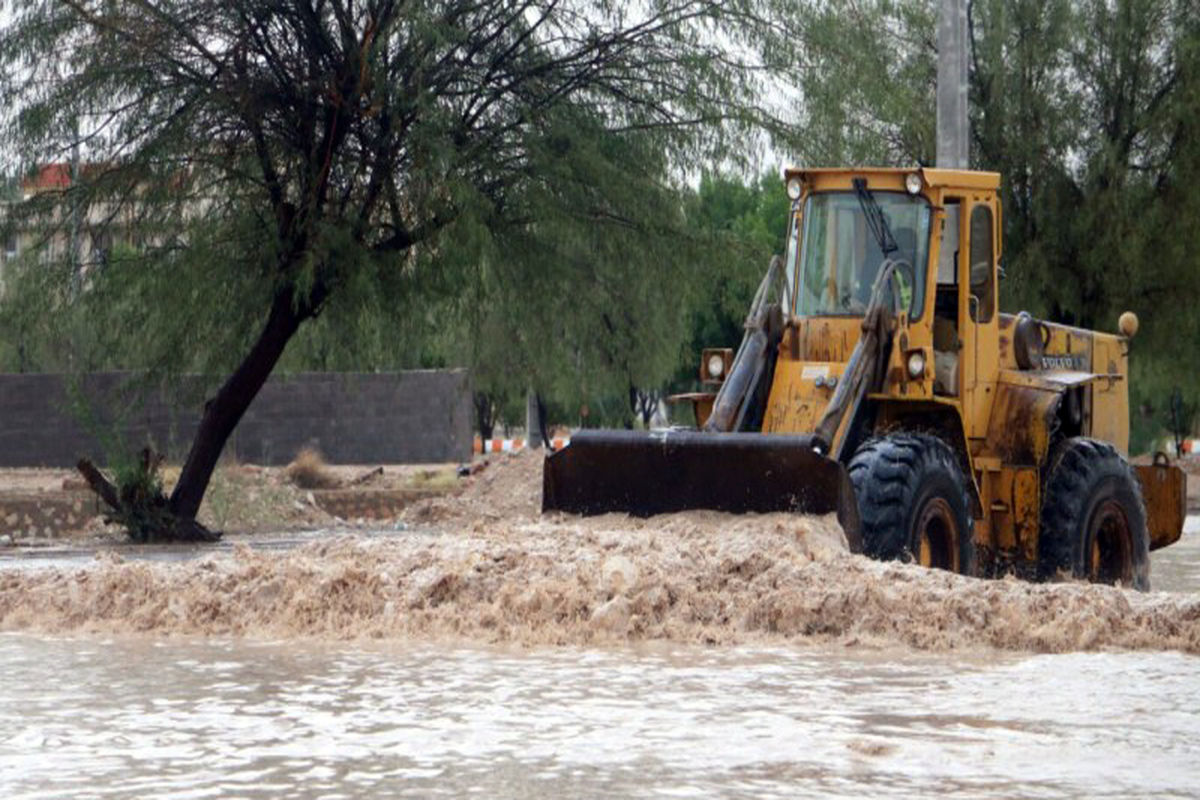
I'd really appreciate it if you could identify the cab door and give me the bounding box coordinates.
[959,197,999,440]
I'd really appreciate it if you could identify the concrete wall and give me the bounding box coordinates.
[0,370,472,467]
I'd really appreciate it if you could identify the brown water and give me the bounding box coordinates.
[4,452,1197,654]
[1152,515,1200,593]
[1,635,1198,799]
[1,455,1197,798]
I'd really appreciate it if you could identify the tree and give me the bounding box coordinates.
[784,0,938,166]
[684,171,788,358]
[0,0,782,538]
[434,117,718,431]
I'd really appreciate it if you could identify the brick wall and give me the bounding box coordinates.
[0,370,472,467]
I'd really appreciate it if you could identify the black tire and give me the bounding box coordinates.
[1038,437,1150,591]
[848,433,975,575]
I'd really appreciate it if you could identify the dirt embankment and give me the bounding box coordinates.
[0,460,461,543]
[2,451,1198,653]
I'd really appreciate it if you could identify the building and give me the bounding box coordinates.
[0,162,141,281]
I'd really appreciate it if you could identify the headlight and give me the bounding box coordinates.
[786,176,803,201]
[707,353,725,379]
[907,350,926,378]
[905,172,922,195]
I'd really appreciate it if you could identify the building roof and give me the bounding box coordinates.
[21,163,72,192]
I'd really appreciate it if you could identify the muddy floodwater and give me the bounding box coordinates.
[0,456,1197,798]
[0,523,1198,799]
[2,635,1198,799]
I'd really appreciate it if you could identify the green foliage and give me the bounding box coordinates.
[107,454,172,544]
[681,172,789,377]
[784,0,938,165]
[441,116,708,426]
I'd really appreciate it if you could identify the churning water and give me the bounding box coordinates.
[0,515,1197,798]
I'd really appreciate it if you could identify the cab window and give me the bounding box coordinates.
[969,205,994,323]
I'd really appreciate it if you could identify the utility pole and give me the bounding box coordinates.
[936,0,969,169]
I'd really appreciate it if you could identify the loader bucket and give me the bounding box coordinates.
[542,429,862,551]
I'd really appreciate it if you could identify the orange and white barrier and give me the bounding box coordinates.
[473,437,570,454]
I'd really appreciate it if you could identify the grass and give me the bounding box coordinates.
[284,447,341,490]
[406,467,459,492]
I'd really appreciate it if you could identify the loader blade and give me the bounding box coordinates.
[542,429,861,551]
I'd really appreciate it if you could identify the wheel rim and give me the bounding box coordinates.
[1087,499,1132,584]
[914,497,957,571]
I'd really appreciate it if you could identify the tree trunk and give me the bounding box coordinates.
[474,392,495,441]
[525,389,544,449]
[169,284,322,521]
[535,392,551,448]
[78,450,221,542]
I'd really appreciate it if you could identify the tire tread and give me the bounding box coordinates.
[1038,437,1150,590]
[848,433,974,571]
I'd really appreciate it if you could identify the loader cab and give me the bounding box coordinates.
[786,184,932,319]
[769,167,1002,443]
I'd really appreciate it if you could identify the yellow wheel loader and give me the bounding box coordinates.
[544,167,1187,590]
